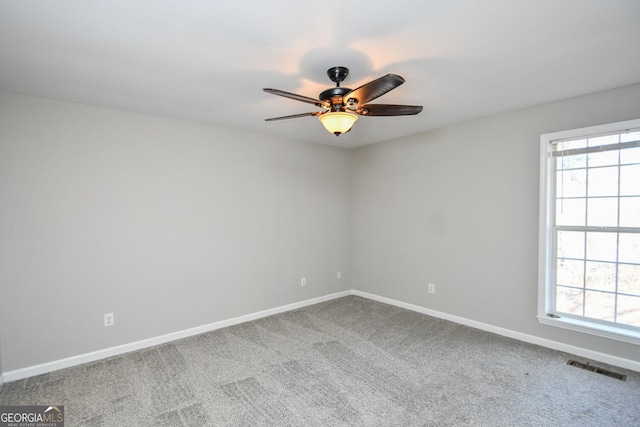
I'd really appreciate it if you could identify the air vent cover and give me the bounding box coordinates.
[567,359,627,381]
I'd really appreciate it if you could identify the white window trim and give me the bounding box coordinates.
[538,118,640,345]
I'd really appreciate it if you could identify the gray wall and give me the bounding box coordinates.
[350,83,640,363]
[2,84,639,375]
[0,92,351,372]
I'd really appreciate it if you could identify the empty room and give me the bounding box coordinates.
[1,1,639,426]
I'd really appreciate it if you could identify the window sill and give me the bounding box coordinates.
[538,315,640,346]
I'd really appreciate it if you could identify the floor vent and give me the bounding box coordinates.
[567,359,627,381]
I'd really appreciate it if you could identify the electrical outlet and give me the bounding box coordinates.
[337,272,342,280]
[104,313,114,327]
[428,283,435,294]
[301,277,307,287]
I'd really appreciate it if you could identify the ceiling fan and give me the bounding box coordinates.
[263,66,423,136]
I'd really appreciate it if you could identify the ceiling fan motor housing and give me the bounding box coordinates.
[319,87,352,111]
[319,86,351,100]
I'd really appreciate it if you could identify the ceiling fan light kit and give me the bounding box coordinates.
[264,66,422,137]
[319,111,358,136]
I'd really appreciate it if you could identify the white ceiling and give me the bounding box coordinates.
[1,1,639,148]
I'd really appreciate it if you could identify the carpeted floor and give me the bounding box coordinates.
[1,295,639,426]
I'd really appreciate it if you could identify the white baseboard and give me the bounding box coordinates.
[3,288,638,383]
[2,290,351,383]
[353,290,640,373]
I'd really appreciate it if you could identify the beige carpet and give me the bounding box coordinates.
[1,295,639,426]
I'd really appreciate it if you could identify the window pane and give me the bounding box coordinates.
[556,169,586,197]
[557,153,587,169]
[587,167,618,196]
[585,261,616,292]
[588,134,618,147]
[619,197,640,227]
[586,198,618,227]
[618,264,640,296]
[619,233,640,264]
[620,164,640,196]
[556,259,584,287]
[556,286,583,315]
[586,232,617,262]
[556,198,586,226]
[584,290,615,321]
[617,295,640,327]
[588,151,618,167]
[557,231,584,259]
[620,146,640,165]
[620,131,640,143]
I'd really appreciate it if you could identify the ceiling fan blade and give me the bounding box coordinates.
[265,112,321,121]
[263,88,329,108]
[343,74,405,105]
[357,104,423,116]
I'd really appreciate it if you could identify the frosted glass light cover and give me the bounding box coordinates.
[319,112,358,135]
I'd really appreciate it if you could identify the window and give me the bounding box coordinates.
[539,119,640,344]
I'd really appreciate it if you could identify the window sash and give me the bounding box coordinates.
[552,138,640,157]
[550,225,640,328]
[550,145,640,330]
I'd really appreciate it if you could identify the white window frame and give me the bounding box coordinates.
[538,118,640,345]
